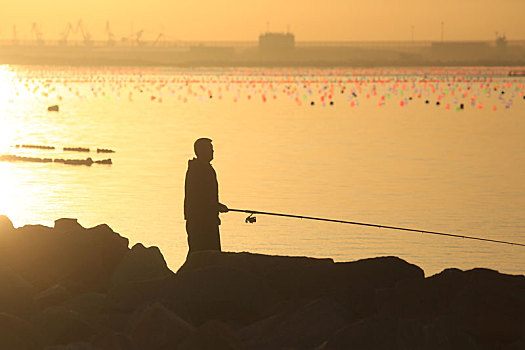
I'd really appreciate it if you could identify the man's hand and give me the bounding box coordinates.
[218,203,229,213]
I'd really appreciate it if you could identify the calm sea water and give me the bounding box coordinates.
[0,65,524,276]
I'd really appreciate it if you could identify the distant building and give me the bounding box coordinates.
[258,32,295,52]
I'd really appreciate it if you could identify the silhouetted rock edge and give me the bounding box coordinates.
[0,215,523,350]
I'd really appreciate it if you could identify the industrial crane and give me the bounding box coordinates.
[31,22,44,45]
[153,33,165,46]
[105,21,116,46]
[12,25,19,45]
[494,31,507,48]
[59,20,92,46]
[121,30,144,46]
[76,20,92,46]
[59,23,74,45]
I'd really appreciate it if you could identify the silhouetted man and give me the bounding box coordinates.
[184,138,228,254]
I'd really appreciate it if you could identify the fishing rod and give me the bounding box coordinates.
[228,208,525,247]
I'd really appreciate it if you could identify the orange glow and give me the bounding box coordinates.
[0,1,524,41]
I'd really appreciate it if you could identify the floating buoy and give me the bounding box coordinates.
[97,148,115,153]
[63,147,90,153]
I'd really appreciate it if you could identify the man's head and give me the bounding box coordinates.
[194,138,214,162]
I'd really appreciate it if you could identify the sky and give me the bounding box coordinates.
[1,0,524,42]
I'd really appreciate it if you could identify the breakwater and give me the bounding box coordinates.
[0,216,523,349]
[1,144,115,166]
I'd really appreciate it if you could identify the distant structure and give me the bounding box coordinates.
[258,32,295,52]
[1,26,524,66]
[431,41,493,61]
[495,33,507,48]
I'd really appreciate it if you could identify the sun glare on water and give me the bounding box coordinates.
[0,65,18,151]
[0,65,27,226]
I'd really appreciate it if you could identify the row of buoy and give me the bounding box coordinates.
[63,147,90,153]
[7,67,525,111]
[0,154,112,166]
[15,144,55,150]
[14,145,115,153]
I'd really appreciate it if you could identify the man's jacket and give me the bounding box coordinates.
[184,158,220,224]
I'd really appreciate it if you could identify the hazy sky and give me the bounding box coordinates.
[1,0,524,42]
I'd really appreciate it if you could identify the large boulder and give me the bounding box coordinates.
[0,215,14,232]
[33,306,98,347]
[129,302,194,349]
[178,320,243,350]
[0,265,35,316]
[0,219,129,293]
[62,292,109,327]
[179,252,424,320]
[436,269,525,347]
[104,242,173,318]
[323,316,478,350]
[111,243,173,286]
[44,342,100,350]
[91,331,138,350]
[0,312,41,350]
[240,297,350,349]
[375,268,525,348]
[164,263,278,325]
[179,250,334,276]
[34,284,72,309]
[106,276,168,314]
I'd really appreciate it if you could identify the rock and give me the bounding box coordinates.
[106,276,168,314]
[54,218,82,231]
[86,224,129,276]
[0,216,522,350]
[90,331,138,350]
[187,253,423,319]
[436,268,525,347]
[44,342,99,350]
[376,267,525,348]
[0,215,14,231]
[178,320,243,350]
[241,297,350,350]
[130,302,194,349]
[0,220,129,293]
[324,316,477,350]
[0,266,35,316]
[164,263,278,325]
[179,250,334,276]
[34,306,97,347]
[0,312,41,350]
[62,293,108,326]
[376,268,466,320]
[111,243,173,286]
[181,252,423,312]
[505,337,525,350]
[35,284,72,309]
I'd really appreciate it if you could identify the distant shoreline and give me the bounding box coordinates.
[1,44,524,67]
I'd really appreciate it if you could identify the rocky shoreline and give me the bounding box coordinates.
[0,216,523,349]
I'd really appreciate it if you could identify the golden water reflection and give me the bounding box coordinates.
[0,65,524,275]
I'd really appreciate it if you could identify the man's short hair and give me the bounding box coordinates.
[194,138,213,157]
